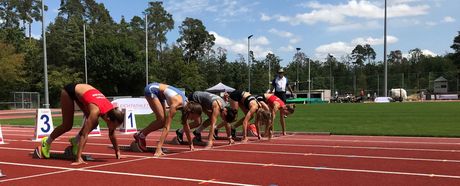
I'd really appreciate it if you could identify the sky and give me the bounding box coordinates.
[32,0,460,66]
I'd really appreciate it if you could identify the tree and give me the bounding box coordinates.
[86,35,144,95]
[0,42,25,101]
[388,50,403,63]
[177,17,215,63]
[351,44,366,66]
[145,1,174,56]
[351,44,375,66]
[450,31,460,67]
[15,0,46,40]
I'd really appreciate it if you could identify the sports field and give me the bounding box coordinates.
[1,102,460,137]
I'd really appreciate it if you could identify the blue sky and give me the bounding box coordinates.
[33,0,459,66]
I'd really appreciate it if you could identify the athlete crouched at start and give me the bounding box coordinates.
[41,83,124,165]
[176,91,237,148]
[255,93,295,138]
[134,82,202,157]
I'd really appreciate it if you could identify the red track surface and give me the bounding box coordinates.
[1,126,460,185]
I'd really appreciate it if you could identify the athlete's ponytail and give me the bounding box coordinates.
[181,101,202,123]
[256,108,271,126]
[106,107,124,125]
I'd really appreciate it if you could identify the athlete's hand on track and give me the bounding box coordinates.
[71,158,87,166]
[115,151,123,159]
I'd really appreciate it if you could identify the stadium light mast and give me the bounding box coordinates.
[384,0,388,97]
[296,48,301,92]
[248,34,253,92]
[83,23,87,84]
[42,0,49,108]
[145,13,149,86]
[268,53,271,90]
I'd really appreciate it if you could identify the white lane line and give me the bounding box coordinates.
[285,134,460,141]
[3,145,460,178]
[4,131,460,157]
[0,157,150,183]
[0,161,256,186]
[249,143,460,153]
[210,149,460,163]
[158,156,460,179]
[3,142,460,164]
[273,138,460,145]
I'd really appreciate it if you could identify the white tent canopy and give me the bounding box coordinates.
[206,82,235,93]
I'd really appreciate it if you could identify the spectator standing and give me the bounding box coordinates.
[270,69,294,103]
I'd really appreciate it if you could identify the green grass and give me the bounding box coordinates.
[2,102,460,137]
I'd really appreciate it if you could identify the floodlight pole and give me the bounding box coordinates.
[384,0,388,97]
[268,53,271,90]
[84,23,87,84]
[296,48,301,92]
[145,13,149,86]
[248,34,253,92]
[42,0,49,108]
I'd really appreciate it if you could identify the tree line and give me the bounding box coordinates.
[1,0,459,107]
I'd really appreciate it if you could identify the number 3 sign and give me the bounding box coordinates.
[33,109,54,141]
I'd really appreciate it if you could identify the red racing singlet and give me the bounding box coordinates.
[81,89,113,116]
[267,95,285,108]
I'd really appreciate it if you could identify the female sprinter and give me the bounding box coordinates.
[176,91,238,149]
[217,90,271,143]
[255,93,295,138]
[134,82,202,157]
[40,83,124,165]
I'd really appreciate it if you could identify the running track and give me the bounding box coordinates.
[1,126,460,185]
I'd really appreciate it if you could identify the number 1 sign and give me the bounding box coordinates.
[120,108,137,134]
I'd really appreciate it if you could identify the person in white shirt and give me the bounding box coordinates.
[270,69,294,103]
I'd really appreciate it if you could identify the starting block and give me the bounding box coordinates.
[214,136,242,141]
[168,136,208,146]
[109,141,168,153]
[31,146,95,161]
[0,169,5,178]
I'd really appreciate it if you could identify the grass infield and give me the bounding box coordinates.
[1,102,459,137]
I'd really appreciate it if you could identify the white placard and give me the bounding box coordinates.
[33,109,54,141]
[120,108,137,134]
[111,98,152,115]
[0,125,4,144]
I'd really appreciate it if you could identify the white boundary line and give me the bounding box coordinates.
[247,143,460,153]
[273,137,460,145]
[2,146,460,178]
[6,132,460,145]
[0,161,256,185]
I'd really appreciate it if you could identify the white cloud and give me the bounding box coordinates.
[260,13,271,21]
[211,31,233,46]
[268,28,293,38]
[31,33,41,39]
[210,31,271,58]
[315,42,354,57]
[279,45,295,52]
[442,16,456,23]
[421,49,437,56]
[425,21,437,26]
[327,21,380,32]
[289,38,301,44]
[268,28,301,44]
[315,35,399,58]
[252,36,270,45]
[166,0,256,23]
[269,0,430,28]
[351,36,398,45]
